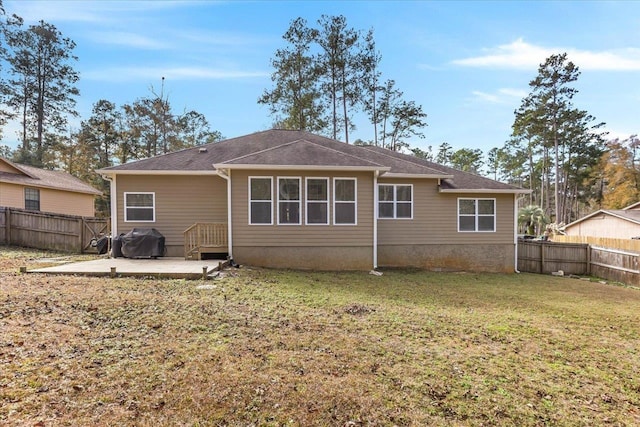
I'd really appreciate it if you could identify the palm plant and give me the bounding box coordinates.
[518,205,547,236]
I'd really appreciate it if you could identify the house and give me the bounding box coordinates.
[0,157,101,217]
[97,130,528,272]
[563,201,640,239]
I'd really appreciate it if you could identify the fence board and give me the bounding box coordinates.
[0,207,109,253]
[518,240,640,286]
[517,240,589,275]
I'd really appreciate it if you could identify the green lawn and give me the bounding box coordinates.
[1,247,639,426]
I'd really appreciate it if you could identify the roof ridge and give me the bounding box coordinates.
[359,146,451,176]
[219,138,386,168]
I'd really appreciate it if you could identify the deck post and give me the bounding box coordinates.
[202,266,208,280]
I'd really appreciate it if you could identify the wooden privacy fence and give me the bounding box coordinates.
[518,240,640,286]
[0,207,109,254]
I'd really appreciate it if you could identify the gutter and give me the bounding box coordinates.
[214,168,233,259]
[101,173,117,256]
[373,170,379,269]
[514,193,520,273]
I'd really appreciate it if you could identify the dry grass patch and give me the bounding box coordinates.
[1,247,639,426]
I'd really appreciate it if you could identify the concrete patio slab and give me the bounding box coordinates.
[29,257,227,280]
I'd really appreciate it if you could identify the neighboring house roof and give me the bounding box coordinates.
[564,209,640,230]
[623,201,640,211]
[99,129,526,193]
[0,157,102,196]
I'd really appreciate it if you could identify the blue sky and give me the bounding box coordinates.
[4,0,640,158]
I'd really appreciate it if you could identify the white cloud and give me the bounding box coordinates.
[470,88,527,104]
[87,32,171,50]
[83,66,269,82]
[453,38,640,71]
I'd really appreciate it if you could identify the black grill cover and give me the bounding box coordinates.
[120,228,165,258]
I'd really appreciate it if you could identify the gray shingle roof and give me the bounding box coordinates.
[100,129,524,191]
[0,158,102,195]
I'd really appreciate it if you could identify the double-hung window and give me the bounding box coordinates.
[278,177,301,225]
[124,192,155,222]
[378,184,412,219]
[249,177,273,225]
[24,188,40,211]
[306,178,329,225]
[334,178,356,225]
[458,198,495,232]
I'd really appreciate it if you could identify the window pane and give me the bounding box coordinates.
[478,216,495,231]
[396,186,412,202]
[378,185,394,202]
[397,202,412,218]
[127,208,153,221]
[459,216,475,231]
[307,179,327,201]
[279,178,299,201]
[126,193,153,207]
[251,178,271,200]
[378,202,394,218]
[251,202,271,224]
[336,203,355,224]
[307,203,328,224]
[459,199,475,215]
[478,199,495,215]
[335,180,355,201]
[279,201,299,224]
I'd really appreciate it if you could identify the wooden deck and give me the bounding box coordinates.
[184,222,228,260]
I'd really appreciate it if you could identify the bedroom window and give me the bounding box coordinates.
[24,188,40,211]
[458,198,495,232]
[249,177,273,225]
[306,178,329,225]
[124,192,155,222]
[334,178,356,225]
[378,184,412,219]
[278,177,301,225]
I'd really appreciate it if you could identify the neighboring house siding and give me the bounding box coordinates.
[40,188,95,217]
[0,183,24,209]
[230,169,374,269]
[564,214,640,239]
[116,174,227,257]
[0,182,95,216]
[377,182,515,271]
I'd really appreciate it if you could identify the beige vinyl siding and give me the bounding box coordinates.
[377,178,514,245]
[0,183,24,209]
[0,182,95,216]
[565,214,640,239]
[40,188,95,216]
[116,175,227,255]
[232,170,374,247]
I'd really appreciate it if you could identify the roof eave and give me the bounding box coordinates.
[96,169,219,176]
[380,173,454,179]
[213,164,391,172]
[0,177,102,196]
[439,188,532,194]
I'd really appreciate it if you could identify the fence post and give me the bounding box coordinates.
[6,207,11,245]
[586,245,591,275]
[540,242,545,274]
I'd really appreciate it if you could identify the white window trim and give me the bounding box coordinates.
[277,176,302,225]
[305,177,329,225]
[248,176,273,225]
[333,177,357,226]
[457,198,496,232]
[124,192,155,222]
[377,184,413,220]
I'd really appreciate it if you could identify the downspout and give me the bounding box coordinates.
[215,168,233,259]
[514,193,520,273]
[101,173,117,258]
[373,170,379,269]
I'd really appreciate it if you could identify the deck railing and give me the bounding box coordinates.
[184,222,228,259]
